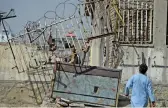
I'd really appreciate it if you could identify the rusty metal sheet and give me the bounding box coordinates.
[52,62,122,106]
[56,62,122,78]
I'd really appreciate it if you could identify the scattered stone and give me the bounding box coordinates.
[69,103,85,107]
[56,97,69,107]
[21,90,23,93]
[56,101,68,107]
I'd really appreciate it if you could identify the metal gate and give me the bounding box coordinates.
[119,0,154,44]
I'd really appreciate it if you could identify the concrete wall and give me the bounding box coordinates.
[88,0,168,84]
[118,47,168,84]
[119,0,168,84]
[0,43,53,81]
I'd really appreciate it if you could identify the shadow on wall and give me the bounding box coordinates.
[118,95,131,107]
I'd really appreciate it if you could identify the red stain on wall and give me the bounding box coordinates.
[112,88,116,91]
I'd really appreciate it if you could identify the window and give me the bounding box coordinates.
[119,0,154,44]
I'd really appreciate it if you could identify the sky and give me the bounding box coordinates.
[0,0,79,34]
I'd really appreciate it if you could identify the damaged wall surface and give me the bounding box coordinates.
[87,0,168,84]
[0,43,53,81]
[119,0,168,84]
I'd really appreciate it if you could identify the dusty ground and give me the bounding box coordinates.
[0,82,38,107]
[119,84,168,107]
[0,81,167,107]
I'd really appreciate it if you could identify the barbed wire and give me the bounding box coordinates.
[15,0,82,39]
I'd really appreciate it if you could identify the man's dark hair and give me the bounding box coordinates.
[139,63,148,74]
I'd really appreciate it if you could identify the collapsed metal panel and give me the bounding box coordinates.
[52,62,122,106]
[119,0,154,44]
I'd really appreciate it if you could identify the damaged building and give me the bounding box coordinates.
[85,0,168,84]
[1,0,168,107]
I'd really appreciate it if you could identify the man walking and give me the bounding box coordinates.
[125,63,156,107]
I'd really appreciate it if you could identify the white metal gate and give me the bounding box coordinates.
[118,0,154,44]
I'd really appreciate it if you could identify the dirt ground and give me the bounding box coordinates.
[0,81,167,107]
[0,82,38,107]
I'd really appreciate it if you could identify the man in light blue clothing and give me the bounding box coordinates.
[125,63,156,107]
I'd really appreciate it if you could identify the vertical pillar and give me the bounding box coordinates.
[153,0,167,48]
[153,0,167,83]
[90,38,102,66]
[90,18,102,66]
[89,2,104,67]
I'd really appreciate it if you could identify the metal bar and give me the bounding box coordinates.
[81,0,104,5]
[149,4,153,43]
[1,20,20,72]
[30,27,47,43]
[9,16,75,40]
[58,28,66,50]
[134,0,137,43]
[37,32,48,62]
[141,2,143,44]
[18,43,29,70]
[145,3,148,43]
[77,7,88,42]
[17,42,40,103]
[131,0,134,42]
[136,1,139,44]
[66,23,76,49]
[34,60,47,94]
[113,0,125,25]
[60,21,71,49]
[12,41,25,72]
[120,40,152,43]
[118,0,121,40]
[127,0,130,41]
[85,3,96,35]
[87,32,115,40]
[119,8,153,10]
[74,17,85,48]
[123,0,125,41]
[120,64,139,67]
[41,33,49,60]
[26,28,32,42]
[142,52,146,64]
[70,19,82,49]
[152,65,168,68]
[87,0,97,30]
[32,73,43,103]
[0,15,16,20]
[53,90,117,100]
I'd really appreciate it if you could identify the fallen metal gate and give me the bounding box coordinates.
[52,62,122,107]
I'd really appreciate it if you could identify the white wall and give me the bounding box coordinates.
[0,44,52,81]
[119,0,168,84]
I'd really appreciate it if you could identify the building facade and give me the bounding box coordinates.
[85,0,168,84]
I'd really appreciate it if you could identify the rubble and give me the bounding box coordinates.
[0,81,167,107]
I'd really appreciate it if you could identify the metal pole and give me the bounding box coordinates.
[9,16,75,40]
[1,20,19,72]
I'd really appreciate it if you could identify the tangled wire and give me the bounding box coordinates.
[25,0,80,30]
